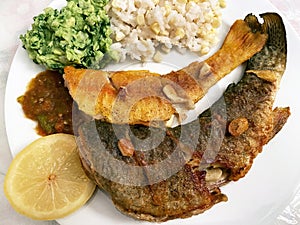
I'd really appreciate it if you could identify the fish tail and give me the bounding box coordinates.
[205,18,268,80]
[246,13,287,82]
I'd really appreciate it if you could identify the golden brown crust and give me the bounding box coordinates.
[164,69,204,103]
[109,70,160,89]
[64,66,117,119]
[63,18,268,125]
[206,20,268,79]
[64,66,176,124]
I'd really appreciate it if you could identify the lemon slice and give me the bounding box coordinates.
[4,133,96,220]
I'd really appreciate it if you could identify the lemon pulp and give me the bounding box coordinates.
[4,133,96,220]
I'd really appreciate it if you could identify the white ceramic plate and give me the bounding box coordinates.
[4,0,300,225]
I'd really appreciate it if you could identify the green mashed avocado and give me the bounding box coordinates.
[20,0,117,72]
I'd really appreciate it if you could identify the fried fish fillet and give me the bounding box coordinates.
[64,18,267,125]
[76,13,289,222]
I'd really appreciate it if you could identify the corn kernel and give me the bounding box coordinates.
[115,31,125,41]
[164,3,171,16]
[134,0,141,7]
[201,46,210,55]
[150,22,160,35]
[212,18,221,28]
[175,28,185,39]
[153,50,163,62]
[111,0,119,8]
[161,44,171,53]
[197,27,209,36]
[177,0,187,4]
[152,0,159,5]
[136,14,145,25]
[219,0,226,8]
[159,29,169,36]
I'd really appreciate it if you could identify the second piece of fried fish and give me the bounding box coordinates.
[64,17,267,125]
[76,13,289,222]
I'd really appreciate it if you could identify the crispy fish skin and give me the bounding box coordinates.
[77,13,289,222]
[64,19,267,125]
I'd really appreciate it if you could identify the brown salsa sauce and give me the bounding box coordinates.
[18,70,74,136]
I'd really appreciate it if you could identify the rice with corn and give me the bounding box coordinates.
[106,0,226,62]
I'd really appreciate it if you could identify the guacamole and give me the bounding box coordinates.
[20,0,115,72]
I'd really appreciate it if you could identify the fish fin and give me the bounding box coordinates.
[246,70,279,82]
[206,19,268,79]
[267,107,290,143]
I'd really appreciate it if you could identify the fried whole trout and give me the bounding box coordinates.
[76,13,289,222]
[64,17,267,125]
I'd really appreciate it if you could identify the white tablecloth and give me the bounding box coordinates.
[1,0,299,224]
